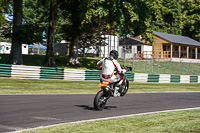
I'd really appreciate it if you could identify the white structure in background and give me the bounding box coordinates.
[99,35,119,57]
[0,42,28,55]
[84,46,97,54]
[118,37,152,59]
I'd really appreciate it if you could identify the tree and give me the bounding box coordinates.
[180,0,200,41]
[58,0,95,65]
[43,0,57,66]
[0,0,12,42]
[7,0,23,64]
[58,0,142,65]
[22,0,49,44]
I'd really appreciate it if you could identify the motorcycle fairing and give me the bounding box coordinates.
[96,81,109,87]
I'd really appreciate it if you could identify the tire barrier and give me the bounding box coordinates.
[0,63,199,83]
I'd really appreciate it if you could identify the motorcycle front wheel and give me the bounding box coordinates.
[120,79,129,96]
[93,90,108,110]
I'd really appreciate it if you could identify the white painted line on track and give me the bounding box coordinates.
[127,91,200,94]
[0,125,24,132]
[11,107,200,133]
[0,93,96,96]
[32,117,60,121]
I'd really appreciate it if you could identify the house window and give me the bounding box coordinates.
[168,46,170,51]
[163,45,166,51]
[175,46,178,51]
[123,46,132,53]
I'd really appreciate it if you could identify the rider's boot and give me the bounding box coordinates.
[114,83,120,97]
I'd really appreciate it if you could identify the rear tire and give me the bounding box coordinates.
[93,90,107,110]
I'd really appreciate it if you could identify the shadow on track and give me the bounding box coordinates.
[75,105,118,111]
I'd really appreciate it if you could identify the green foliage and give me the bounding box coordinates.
[0,0,12,41]
[180,0,200,41]
[0,0,12,26]
[144,0,200,42]
[1,0,199,63]
[21,0,49,44]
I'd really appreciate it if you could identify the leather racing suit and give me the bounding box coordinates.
[97,57,126,83]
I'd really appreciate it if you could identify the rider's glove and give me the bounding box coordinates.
[121,69,126,74]
[124,66,132,72]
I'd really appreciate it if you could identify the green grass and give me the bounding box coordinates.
[22,109,200,133]
[0,54,102,70]
[0,78,200,94]
[1,54,200,74]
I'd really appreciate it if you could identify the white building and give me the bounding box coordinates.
[0,42,28,55]
[118,37,152,59]
[99,35,119,57]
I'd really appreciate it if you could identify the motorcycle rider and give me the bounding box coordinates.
[97,50,127,96]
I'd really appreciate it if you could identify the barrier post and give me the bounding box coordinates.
[132,55,134,73]
[157,58,160,74]
[124,48,126,66]
[179,60,182,75]
[169,59,171,74]
[151,57,153,73]
[188,61,191,75]
[197,62,199,75]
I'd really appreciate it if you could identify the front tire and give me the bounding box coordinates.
[120,79,129,96]
[93,90,107,110]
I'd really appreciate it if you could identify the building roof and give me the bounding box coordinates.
[119,37,145,46]
[154,31,200,46]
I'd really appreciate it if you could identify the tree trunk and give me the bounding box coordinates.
[97,45,100,57]
[43,0,56,67]
[83,47,85,57]
[68,35,80,65]
[7,0,23,65]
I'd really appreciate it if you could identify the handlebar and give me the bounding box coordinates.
[122,66,132,72]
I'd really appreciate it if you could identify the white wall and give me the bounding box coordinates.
[119,45,137,59]
[0,42,11,54]
[22,44,28,55]
[100,35,119,57]
[143,45,152,58]
[118,45,152,59]
[0,42,28,55]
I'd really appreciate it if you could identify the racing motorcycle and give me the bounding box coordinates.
[93,67,131,110]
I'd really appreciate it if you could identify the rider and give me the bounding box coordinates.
[97,50,126,96]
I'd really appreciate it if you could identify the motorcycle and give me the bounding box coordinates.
[93,67,131,110]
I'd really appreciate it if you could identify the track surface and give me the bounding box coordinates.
[1,92,200,132]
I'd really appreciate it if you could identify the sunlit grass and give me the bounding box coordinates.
[22,109,200,133]
[1,54,200,75]
[0,78,200,94]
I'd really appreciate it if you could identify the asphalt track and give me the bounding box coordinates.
[0,92,200,133]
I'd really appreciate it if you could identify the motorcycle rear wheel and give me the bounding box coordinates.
[93,90,107,110]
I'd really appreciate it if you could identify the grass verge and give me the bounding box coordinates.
[22,109,200,133]
[0,78,200,94]
[1,54,200,75]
